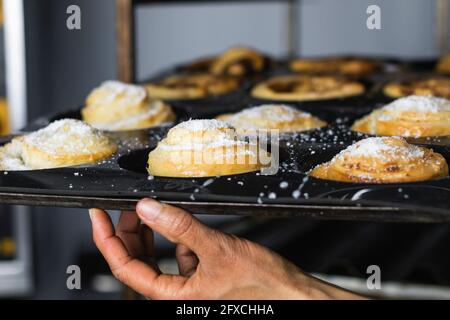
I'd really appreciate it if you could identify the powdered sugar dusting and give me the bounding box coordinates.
[25,119,110,155]
[174,119,232,132]
[158,119,258,157]
[228,104,311,123]
[336,137,424,161]
[93,81,146,105]
[384,95,450,114]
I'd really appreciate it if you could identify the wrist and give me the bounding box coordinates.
[290,272,365,300]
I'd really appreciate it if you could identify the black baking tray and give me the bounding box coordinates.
[3,58,450,222]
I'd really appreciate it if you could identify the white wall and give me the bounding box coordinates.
[299,0,437,58]
[135,0,441,79]
[135,2,289,80]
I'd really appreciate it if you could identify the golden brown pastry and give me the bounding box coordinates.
[179,57,215,73]
[0,119,117,170]
[147,119,269,177]
[352,95,450,137]
[251,75,365,101]
[309,137,448,183]
[82,81,175,131]
[210,47,267,76]
[383,77,450,99]
[216,104,327,133]
[145,74,239,100]
[436,54,450,73]
[290,57,379,77]
[180,47,268,76]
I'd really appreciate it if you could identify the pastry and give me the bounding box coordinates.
[436,54,450,73]
[180,47,269,76]
[216,104,327,133]
[251,75,365,101]
[0,119,117,170]
[309,137,448,183]
[383,77,450,99]
[210,47,268,76]
[147,119,269,177]
[352,95,450,137]
[145,74,239,100]
[179,57,215,73]
[82,80,175,131]
[290,57,378,77]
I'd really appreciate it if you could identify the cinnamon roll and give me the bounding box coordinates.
[352,95,450,137]
[145,74,239,100]
[82,81,175,131]
[290,57,379,77]
[216,104,326,133]
[436,54,450,73]
[0,119,117,170]
[210,47,268,77]
[251,75,364,101]
[180,46,269,76]
[383,77,450,99]
[309,137,448,183]
[147,119,269,177]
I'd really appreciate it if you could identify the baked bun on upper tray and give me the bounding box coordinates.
[145,74,240,100]
[436,54,450,73]
[383,76,450,99]
[290,56,379,77]
[180,46,270,77]
[216,104,327,133]
[82,80,175,131]
[147,119,269,177]
[352,95,450,137]
[251,75,365,101]
[0,119,117,171]
[309,137,448,183]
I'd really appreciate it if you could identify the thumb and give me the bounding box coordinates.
[136,198,219,258]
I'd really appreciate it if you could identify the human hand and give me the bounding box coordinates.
[89,198,363,300]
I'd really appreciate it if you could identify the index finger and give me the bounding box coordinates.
[89,208,188,299]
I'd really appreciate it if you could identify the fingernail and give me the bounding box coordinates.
[88,209,96,221]
[137,198,163,221]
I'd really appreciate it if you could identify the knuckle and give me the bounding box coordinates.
[111,259,132,283]
[111,266,127,283]
[170,212,194,239]
[209,231,235,259]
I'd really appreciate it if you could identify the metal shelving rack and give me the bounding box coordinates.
[116,0,299,83]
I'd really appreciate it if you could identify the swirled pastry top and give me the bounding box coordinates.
[145,74,239,100]
[352,95,450,137]
[210,47,268,76]
[251,75,365,101]
[216,104,327,133]
[309,137,448,183]
[0,119,117,170]
[436,54,450,73]
[383,77,450,99]
[180,47,269,76]
[147,119,269,177]
[82,80,175,131]
[290,57,379,77]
